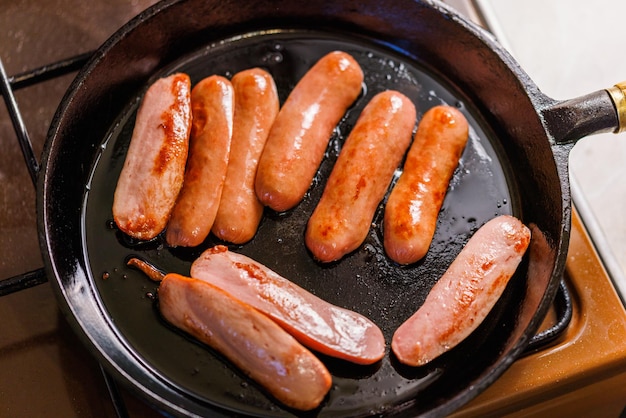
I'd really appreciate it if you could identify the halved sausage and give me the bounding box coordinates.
[112,73,192,240]
[190,245,386,365]
[305,90,416,263]
[391,215,531,367]
[159,273,332,411]
[255,51,364,212]
[166,75,234,247]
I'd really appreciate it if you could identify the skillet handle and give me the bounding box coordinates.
[542,81,626,144]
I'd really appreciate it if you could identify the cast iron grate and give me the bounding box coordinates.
[0,53,572,417]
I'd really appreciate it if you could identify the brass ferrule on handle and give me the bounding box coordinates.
[606,81,626,133]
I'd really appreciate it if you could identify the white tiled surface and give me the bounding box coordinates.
[475,0,626,297]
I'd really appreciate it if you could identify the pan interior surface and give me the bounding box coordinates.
[82,29,521,416]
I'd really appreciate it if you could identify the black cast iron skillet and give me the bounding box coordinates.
[37,0,626,417]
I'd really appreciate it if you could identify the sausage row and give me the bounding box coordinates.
[112,51,471,266]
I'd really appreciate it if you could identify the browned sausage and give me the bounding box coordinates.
[112,73,192,240]
[211,68,279,244]
[159,273,332,411]
[165,75,234,247]
[384,105,469,264]
[391,215,531,366]
[255,51,364,212]
[190,245,386,365]
[305,90,416,263]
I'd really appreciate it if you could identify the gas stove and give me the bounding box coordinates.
[1,1,626,417]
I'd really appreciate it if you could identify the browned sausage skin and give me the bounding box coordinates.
[165,75,234,247]
[112,73,192,240]
[255,51,364,212]
[305,90,416,263]
[384,105,469,264]
[391,215,531,367]
[159,273,332,411]
[212,68,279,244]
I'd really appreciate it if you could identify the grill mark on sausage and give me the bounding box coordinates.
[153,74,191,176]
